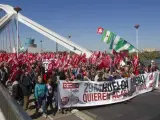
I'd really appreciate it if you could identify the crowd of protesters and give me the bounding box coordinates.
[0,51,159,117]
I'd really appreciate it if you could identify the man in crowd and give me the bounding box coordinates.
[148,60,159,72]
[20,69,32,110]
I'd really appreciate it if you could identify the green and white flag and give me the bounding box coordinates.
[101,30,115,44]
[100,28,137,53]
[110,36,137,53]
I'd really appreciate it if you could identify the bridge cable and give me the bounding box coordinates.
[2,10,7,52]
[2,30,5,51]
[14,18,21,48]
[0,10,3,50]
[7,23,12,52]
[11,20,16,49]
[0,11,5,51]
[4,27,8,52]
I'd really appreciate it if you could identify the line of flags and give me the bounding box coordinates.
[97,27,137,53]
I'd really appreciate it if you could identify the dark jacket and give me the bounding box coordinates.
[58,71,66,80]
[29,71,37,88]
[0,68,9,85]
[12,81,23,100]
[51,75,57,92]
[0,69,4,82]
[20,74,32,96]
[39,66,45,75]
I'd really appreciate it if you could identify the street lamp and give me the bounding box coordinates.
[68,36,71,53]
[56,42,58,52]
[134,24,140,57]
[40,40,43,52]
[14,7,22,57]
[68,35,71,39]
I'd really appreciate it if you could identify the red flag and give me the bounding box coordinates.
[120,50,129,58]
[89,52,99,64]
[113,54,122,65]
[112,49,118,55]
[48,62,54,72]
[133,55,139,68]
[97,55,112,69]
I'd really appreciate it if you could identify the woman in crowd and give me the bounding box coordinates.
[46,78,55,115]
[34,75,48,117]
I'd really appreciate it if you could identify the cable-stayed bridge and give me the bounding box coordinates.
[0,4,92,58]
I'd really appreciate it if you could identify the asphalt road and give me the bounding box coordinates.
[81,90,160,120]
[27,90,160,120]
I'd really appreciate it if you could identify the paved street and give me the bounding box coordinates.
[81,90,160,120]
[26,90,160,120]
[26,95,81,120]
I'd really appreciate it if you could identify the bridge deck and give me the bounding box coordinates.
[83,90,160,120]
[25,90,160,120]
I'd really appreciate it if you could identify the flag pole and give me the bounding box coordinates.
[134,24,140,57]
[68,36,71,53]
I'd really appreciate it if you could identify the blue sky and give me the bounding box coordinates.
[1,0,160,51]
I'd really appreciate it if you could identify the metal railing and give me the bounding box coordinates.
[0,83,32,120]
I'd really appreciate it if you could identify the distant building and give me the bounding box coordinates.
[28,47,41,53]
[26,38,37,48]
[26,38,41,53]
[143,48,158,52]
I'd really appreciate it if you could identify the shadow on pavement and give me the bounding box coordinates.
[30,112,42,119]
[29,98,36,103]
[28,104,36,110]
[77,99,132,111]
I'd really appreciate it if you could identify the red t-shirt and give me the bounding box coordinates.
[134,69,139,76]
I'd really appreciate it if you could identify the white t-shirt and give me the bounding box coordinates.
[94,75,99,82]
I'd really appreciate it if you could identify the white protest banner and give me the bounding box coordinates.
[58,71,159,108]
[129,71,159,96]
[153,71,160,88]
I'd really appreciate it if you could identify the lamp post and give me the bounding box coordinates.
[14,7,22,57]
[68,36,71,53]
[56,42,58,52]
[68,36,71,39]
[40,40,43,53]
[134,24,140,57]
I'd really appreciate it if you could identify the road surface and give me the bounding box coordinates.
[27,90,160,120]
[81,90,160,120]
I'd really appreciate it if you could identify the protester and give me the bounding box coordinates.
[20,70,32,110]
[34,75,48,117]
[50,71,58,110]
[148,60,159,72]
[46,78,55,115]
[75,74,83,81]
[0,62,9,86]
[11,79,23,106]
